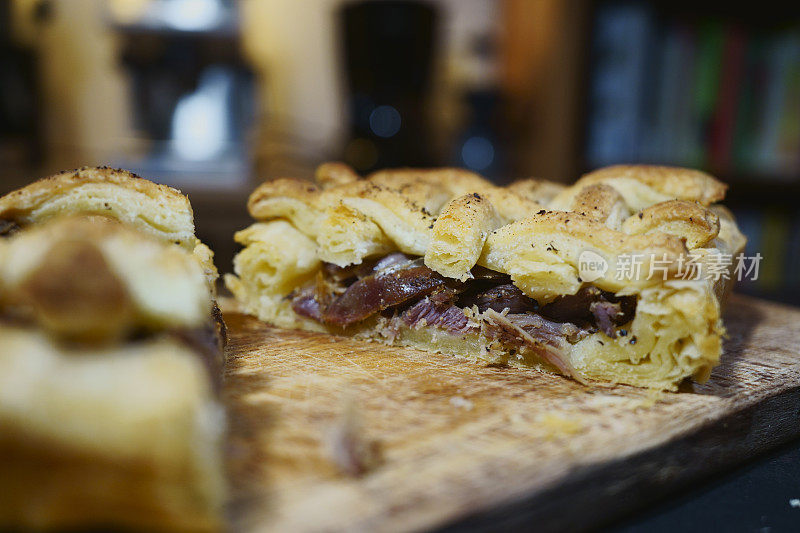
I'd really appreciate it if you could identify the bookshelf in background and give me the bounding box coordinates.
[582,1,800,305]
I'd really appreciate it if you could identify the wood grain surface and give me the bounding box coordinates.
[221,294,800,532]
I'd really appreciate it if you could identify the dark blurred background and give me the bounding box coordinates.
[1,0,798,304]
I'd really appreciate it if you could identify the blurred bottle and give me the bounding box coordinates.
[0,0,43,168]
[339,0,439,173]
[451,33,505,180]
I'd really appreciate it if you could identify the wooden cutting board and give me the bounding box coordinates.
[221,294,800,532]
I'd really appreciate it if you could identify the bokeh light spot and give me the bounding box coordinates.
[369,105,401,138]
[461,136,494,171]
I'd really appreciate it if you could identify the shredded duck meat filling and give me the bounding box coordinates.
[480,309,586,381]
[290,254,636,371]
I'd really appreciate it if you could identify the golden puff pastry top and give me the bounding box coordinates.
[241,163,745,304]
[0,215,212,342]
[0,166,220,289]
[0,166,196,249]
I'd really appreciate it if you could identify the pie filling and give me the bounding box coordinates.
[289,253,636,376]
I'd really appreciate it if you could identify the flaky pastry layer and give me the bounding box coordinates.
[0,166,219,288]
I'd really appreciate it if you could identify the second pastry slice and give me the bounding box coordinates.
[0,168,227,532]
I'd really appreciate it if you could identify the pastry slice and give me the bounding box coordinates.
[0,174,226,530]
[226,163,746,390]
[0,165,219,291]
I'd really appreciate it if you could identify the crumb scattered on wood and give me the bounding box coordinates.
[637,389,665,409]
[325,400,382,477]
[449,396,474,410]
[539,413,584,440]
